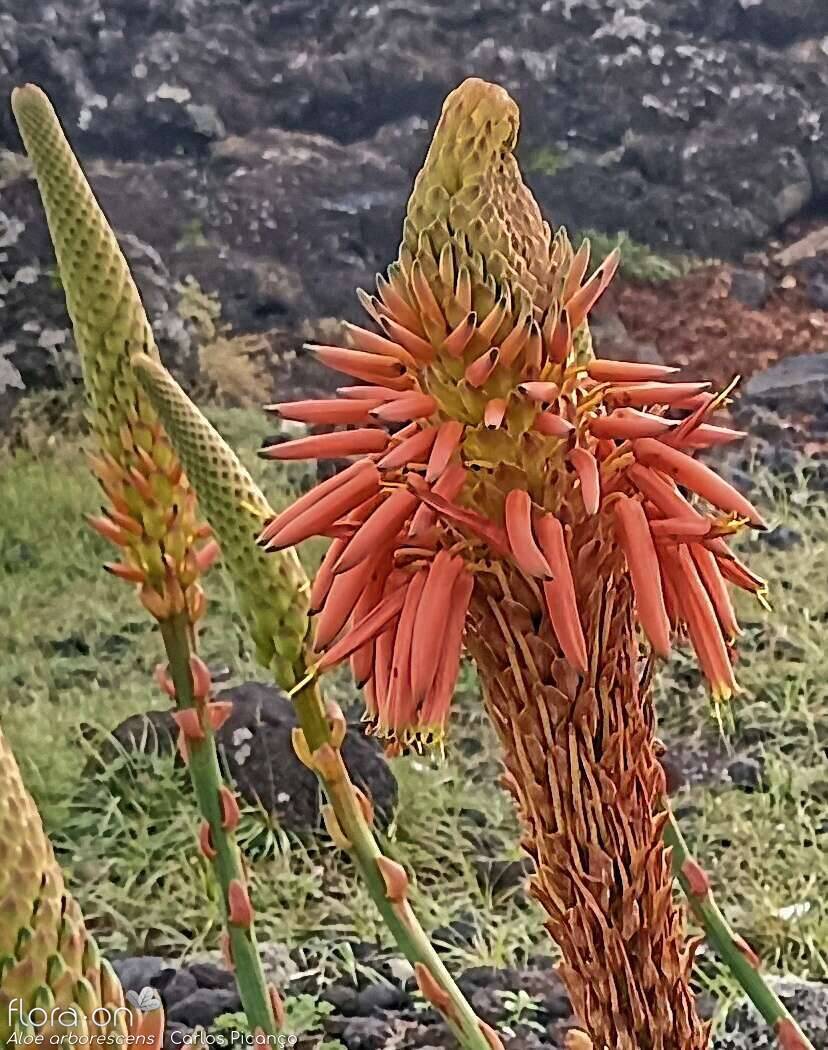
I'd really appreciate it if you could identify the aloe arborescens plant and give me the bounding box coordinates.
[253,79,811,1049]
[9,74,815,1050]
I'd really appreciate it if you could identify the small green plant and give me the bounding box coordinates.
[215,997,344,1046]
[176,216,208,250]
[523,144,570,176]
[283,994,335,1036]
[496,989,545,1037]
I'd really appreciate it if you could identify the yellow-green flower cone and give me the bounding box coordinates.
[132,354,310,685]
[0,726,133,1043]
[11,84,160,458]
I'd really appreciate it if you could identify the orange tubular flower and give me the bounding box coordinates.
[262,79,767,1048]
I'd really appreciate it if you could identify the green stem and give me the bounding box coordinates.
[160,613,277,1037]
[293,678,495,1050]
[665,806,814,1049]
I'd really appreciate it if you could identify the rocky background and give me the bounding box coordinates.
[1,0,828,426]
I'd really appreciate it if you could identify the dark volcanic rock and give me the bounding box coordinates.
[742,352,828,412]
[92,681,398,833]
[167,987,241,1028]
[105,948,793,1048]
[713,978,828,1048]
[3,0,828,397]
[110,955,166,994]
[728,268,771,310]
[736,0,828,48]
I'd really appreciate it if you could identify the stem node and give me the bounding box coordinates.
[415,963,452,1014]
[228,879,255,929]
[312,742,344,783]
[325,700,348,748]
[376,856,409,903]
[219,785,241,831]
[198,821,217,860]
[321,803,353,850]
[172,708,205,741]
[291,727,313,768]
[354,786,375,825]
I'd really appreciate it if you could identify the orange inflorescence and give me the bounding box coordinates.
[89,414,214,624]
[261,80,765,748]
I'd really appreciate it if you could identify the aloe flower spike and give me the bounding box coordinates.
[263,77,806,1050]
[0,723,163,1045]
[12,83,278,1038]
[132,352,499,1050]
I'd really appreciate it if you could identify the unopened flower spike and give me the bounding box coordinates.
[263,77,779,1049]
[10,83,208,620]
[0,725,163,1046]
[132,354,311,686]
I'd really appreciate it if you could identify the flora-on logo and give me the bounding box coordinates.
[127,987,163,1013]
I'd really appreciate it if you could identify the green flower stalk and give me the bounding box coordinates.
[0,723,164,1046]
[663,810,812,1050]
[133,352,499,1050]
[12,84,279,1039]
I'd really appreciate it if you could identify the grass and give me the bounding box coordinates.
[1,399,826,1026]
[578,228,702,283]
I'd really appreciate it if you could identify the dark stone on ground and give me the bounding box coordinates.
[156,969,198,1007]
[341,1016,393,1050]
[355,982,409,1014]
[87,680,398,835]
[742,352,828,411]
[728,268,771,310]
[805,271,828,311]
[726,755,766,793]
[760,525,803,551]
[163,1023,191,1050]
[167,987,241,1027]
[110,955,166,994]
[431,916,478,948]
[473,856,534,895]
[713,978,828,1048]
[321,983,361,1017]
[187,961,236,991]
[106,948,805,1048]
[720,352,828,492]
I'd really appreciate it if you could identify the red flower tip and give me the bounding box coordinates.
[194,539,221,573]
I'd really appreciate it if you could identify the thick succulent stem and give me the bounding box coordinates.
[467,552,710,1050]
[665,810,815,1050]
[159,613,278,1037]
[292,680,498,1050]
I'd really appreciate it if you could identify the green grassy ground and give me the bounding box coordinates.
[0,401,826,1019]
